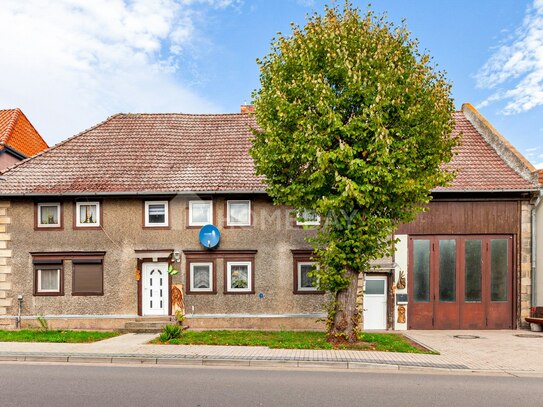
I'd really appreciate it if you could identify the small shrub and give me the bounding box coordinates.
[159,324,182,342]
[175,310,185,325]
[36,316,49,331]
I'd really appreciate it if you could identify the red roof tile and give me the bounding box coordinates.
[0,109,536,195]
[0,109,48,157]
[0,113,264,194]
[434,111,537,192]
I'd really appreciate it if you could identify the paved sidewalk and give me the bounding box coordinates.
[1,330,542,375]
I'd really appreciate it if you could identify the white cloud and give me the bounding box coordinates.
[0,0,237,144]
[476,0,543,114]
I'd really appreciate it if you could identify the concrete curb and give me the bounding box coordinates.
[1,352,542,376]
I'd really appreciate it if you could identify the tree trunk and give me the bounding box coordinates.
[328,267,361,343]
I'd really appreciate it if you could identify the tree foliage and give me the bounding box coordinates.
[250,3,458,340]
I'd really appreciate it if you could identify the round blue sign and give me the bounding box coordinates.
[199,224,220,249]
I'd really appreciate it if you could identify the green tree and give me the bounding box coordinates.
[250,3,457,342]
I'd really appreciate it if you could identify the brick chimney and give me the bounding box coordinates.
[240,103,255,114]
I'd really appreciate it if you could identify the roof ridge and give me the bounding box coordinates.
[461,103,538,186]
[117,112,251,117]
[0,113,123,175]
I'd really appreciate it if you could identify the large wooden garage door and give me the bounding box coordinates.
[408,235,513,329]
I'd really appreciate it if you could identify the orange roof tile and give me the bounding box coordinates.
[0,108,48,157]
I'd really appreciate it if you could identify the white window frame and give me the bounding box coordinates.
[188,200,213,226]
[76,201,101,227]
[226,261,252,293]
[37,203,61,228]
[37,267,61,293]
[144,201,169,227]
[297,261,319,291]
[189,262,214,292]
[227,200,251,226]
[296,209,321,226]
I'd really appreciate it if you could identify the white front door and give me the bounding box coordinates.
[363,275,387,330]
[142,262,169,316]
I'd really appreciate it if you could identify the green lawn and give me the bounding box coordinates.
[0,329,120,343]
[152,329,432,353]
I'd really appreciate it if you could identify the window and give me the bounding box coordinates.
[226,261,253,293]
[37,203,61,228]
[189,200,212,226]
[72,259,103,295]
[188,262,214,293]
[292,250,323,294]
[34,261,63,295]
[296,209,320,226]
[296,262,319,292]
[76,202,100,227]
[227,200,251,226]
[144,201,169,227]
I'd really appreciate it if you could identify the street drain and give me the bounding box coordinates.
[515,334,543,338]
[453,335,480,339]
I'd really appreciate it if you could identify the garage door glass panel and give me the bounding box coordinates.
[491,239,508,302]
[464,240,482,302]
[413,240,430,302]
[439,240,456,302]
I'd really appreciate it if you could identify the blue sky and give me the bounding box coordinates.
[1,0,542,168]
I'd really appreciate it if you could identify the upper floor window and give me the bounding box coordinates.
[37,203,61,228]
[76,202,101,227]
[296,209,321,226]
[144,201,169,227]
[189,200,212,226]
[227,200,251,226]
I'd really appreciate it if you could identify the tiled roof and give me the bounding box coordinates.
[0,108,536,195]
[0,113,265,194]
[434,110,537,192]
[0,109,48,157]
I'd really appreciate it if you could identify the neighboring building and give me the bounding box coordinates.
[0,108,49,170]
[0,104,538,330]
[535,170,543,314]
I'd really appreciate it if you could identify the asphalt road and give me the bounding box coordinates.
[1,363,542,407]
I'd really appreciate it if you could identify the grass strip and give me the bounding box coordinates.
[153,329,432,353]
[0,329,120,343]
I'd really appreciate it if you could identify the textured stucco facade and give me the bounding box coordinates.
[3,195,328,329]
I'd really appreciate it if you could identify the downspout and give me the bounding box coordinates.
[532,191,542,309]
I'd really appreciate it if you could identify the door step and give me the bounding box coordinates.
[121,317,175,333]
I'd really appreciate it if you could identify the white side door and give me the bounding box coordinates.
[363,275,387,330]
[142,262,169,316]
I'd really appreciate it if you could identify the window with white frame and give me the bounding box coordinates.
[226,261,252,292]
[189,200,213,226]
[145,201,169,227]
[34,263,63,295]
[76,202,100,227]
[296,209,320,226]
[227,200,251,226]
[297,261,319,292]
[37,203,61,228]
[189,262,214,292]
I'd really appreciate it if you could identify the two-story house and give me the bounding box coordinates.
[0,104,538,331]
